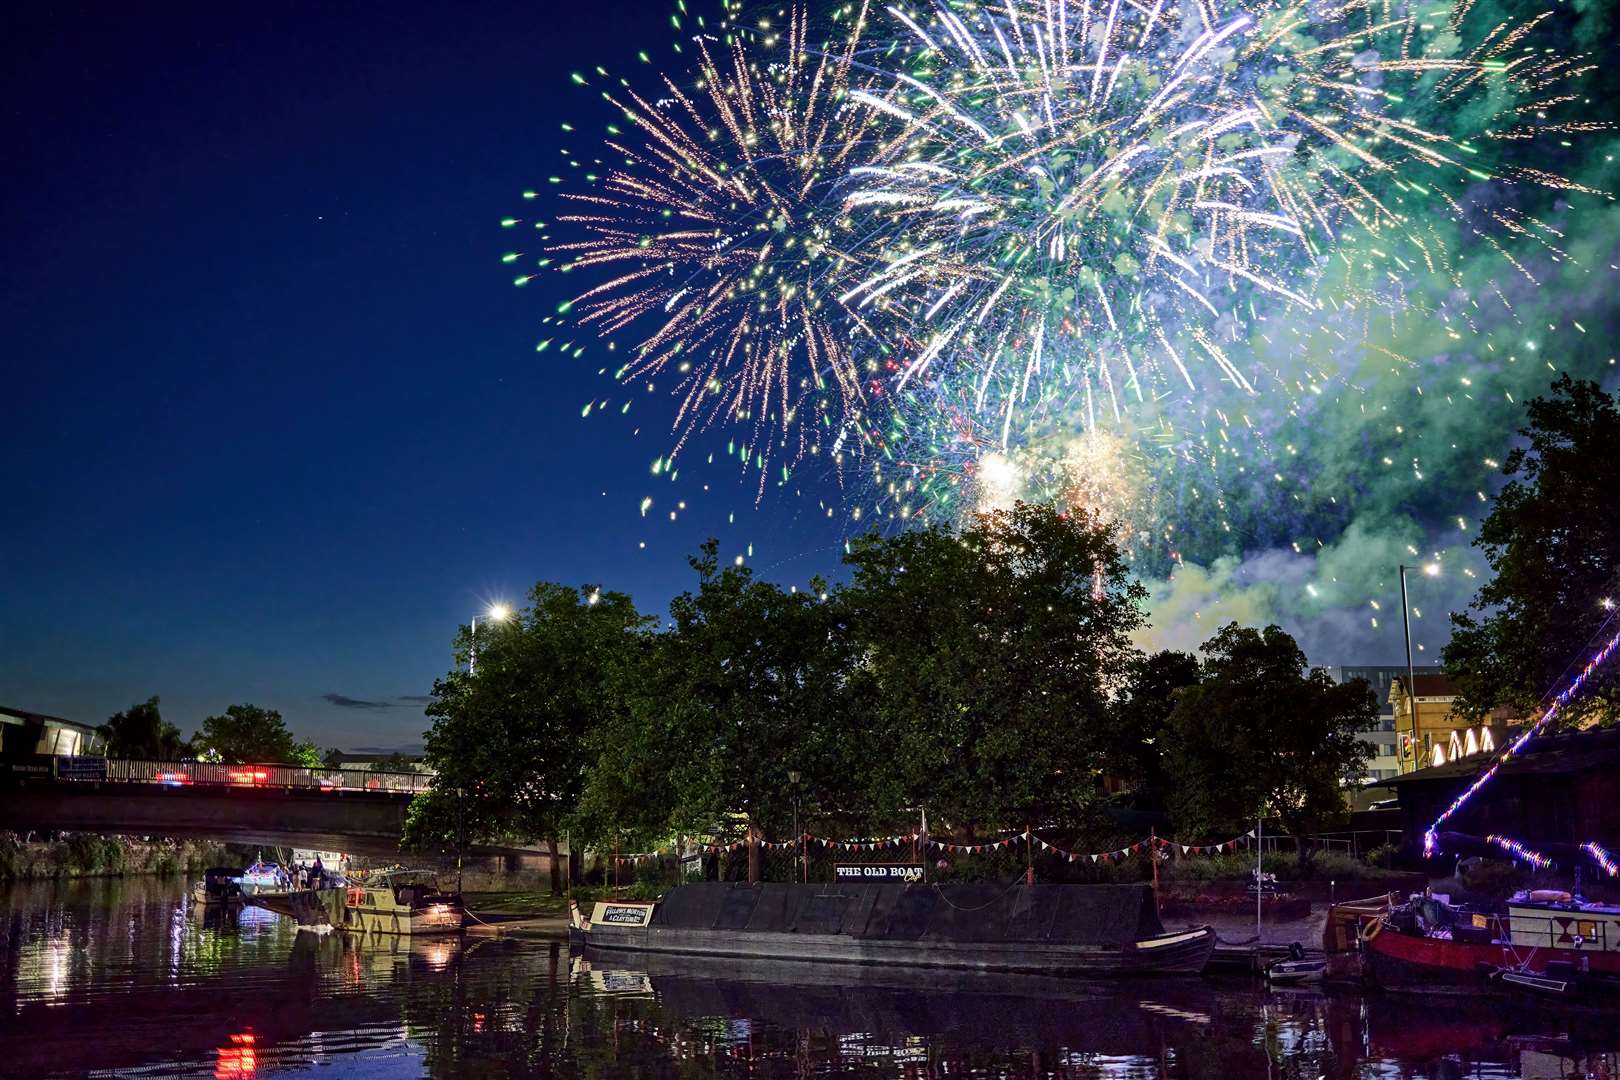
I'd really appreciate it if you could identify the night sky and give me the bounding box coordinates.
[7,2,1615,751]
[2,1,850,749]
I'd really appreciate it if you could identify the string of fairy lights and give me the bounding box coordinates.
[610,827,1260,866]
[1425,618,1620,877]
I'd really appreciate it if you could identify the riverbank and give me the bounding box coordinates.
[0,832,237,881]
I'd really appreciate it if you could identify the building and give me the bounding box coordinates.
[1387,673,1520,772]
[1383,725,1620,852]
[1328,666,1442,781]
[0,705,102,758]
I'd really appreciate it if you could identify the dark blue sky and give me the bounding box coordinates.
[1,1,850,748]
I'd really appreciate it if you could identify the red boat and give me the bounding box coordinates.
[1365,890,1620,999]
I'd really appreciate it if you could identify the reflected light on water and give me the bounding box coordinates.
[2,878,1619,1078]
[213,1032,258,1078]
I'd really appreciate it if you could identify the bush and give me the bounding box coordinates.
[1311,850,1380,880]
[1366,843,1399,870]
[1462,858,1525,897]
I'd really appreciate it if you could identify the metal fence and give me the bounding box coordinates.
[47,755,433,795]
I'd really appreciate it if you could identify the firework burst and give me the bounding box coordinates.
[549,3,886,489]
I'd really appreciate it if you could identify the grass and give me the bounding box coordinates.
[461,890,571,917]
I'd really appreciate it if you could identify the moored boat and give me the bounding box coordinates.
[235,861,289,896]
[342,869,466,935]
[1364,889,1620,1001]
[568,882,1215,976]
[191,866,245,907]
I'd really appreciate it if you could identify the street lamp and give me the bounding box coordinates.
[469,602,513,674]
[1397,563,1440,772]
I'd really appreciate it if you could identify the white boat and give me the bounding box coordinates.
[234,861,288,896]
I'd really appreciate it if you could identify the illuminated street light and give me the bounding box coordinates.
[469,602,513,675]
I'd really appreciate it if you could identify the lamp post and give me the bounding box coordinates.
[788,770,802,883]
[1397,563,1440,772]
[468,602,512,675]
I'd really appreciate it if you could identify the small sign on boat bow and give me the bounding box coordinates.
[593,902,656,926]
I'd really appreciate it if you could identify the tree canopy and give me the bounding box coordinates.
[1164,623,1376,865]
[193,704,321,765]
[408,582,650,890]
[97,696,188,760]
[839,503,1146,832]
[1444,376,1620,723]
[416,502,1389,877]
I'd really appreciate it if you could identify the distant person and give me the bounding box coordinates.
[312,856,324,889]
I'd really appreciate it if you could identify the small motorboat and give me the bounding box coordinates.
[191,866,245,907]
[1266,953,1327,985]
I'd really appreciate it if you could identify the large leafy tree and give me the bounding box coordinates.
[411,583,650,894]
[576,542,855,877]
[194,704,320,765]
[1444,376,1620,723]
[1097,650,1202,812]
[839,502,1147,834]
[1165,623,1376,871]
[97,696,188,759]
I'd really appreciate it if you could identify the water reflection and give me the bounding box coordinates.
[0,878,1617,1077]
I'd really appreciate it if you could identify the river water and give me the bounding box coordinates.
[1,878,1616,1078]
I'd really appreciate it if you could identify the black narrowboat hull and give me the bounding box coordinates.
[570,921,1215,975]
[570,883,1215,976]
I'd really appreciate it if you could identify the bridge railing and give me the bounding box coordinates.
[48,756,433,795]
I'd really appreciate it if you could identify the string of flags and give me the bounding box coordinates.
[1022,829,1259,864]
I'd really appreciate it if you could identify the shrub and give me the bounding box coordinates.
[1366,843,1399,870]
[1462,858,1525,897]
[1312,850,1379,880]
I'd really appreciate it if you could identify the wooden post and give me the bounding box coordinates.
[1150,828,1160,914]
[1254,815,1264,971]
[1025,825,1034,886]
[747,825,760,884]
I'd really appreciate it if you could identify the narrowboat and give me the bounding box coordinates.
[1364,888,1620,1000]
[342,869,466,935]
[568,882,1215,976]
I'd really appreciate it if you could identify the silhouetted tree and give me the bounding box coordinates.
[97,696,188,759]
[1444,376,1620,723]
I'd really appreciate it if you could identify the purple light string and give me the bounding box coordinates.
[1424,624,1620,859]
[1583,842,1619,878]
[1485,833,1553,870]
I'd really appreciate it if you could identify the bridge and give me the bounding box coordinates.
[0,756,452,856]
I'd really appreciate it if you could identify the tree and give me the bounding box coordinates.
[1444,376,1620,723]
[576,543,855,881]
[412,582,650,895]
[1164,623,1376,872]
[97,696,188,759]
[193,704,308,764]
[839,502,1147,834]
[1097,650,1202,812]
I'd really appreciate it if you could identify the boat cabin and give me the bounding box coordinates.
[1506,894,1620,953]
